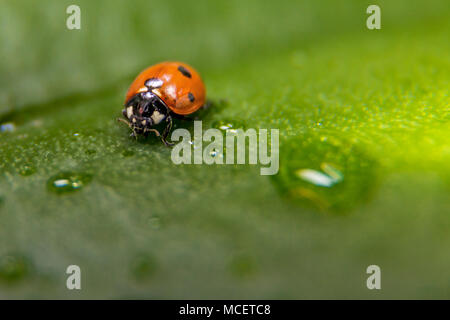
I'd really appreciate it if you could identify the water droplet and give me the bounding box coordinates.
[212,120,245,135]
[131,254,157,281]
[0,254,31,284]
[73,133,80,137]
[0,122,16,133]
[19,165,36,176]
[189,140,201,149]
[47,172,92,194]
[209,148,222,158]
[273,135,378,213]
[122,150,135,157]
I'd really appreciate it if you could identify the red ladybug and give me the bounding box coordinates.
[120,61,206,146]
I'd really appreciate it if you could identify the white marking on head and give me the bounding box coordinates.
[151,110,165,124]
[126,107,133,119]
[143,92,155,99]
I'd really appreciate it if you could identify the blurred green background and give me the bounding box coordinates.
[0,0,449,298]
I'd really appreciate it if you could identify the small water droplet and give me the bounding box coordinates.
[122,150,135,157]
[19,165,36,176]
[47,172,92,194]
[209,148,222,158]
[212,120,245,135]
[0,254,31,284]
[189,140,201,149]
[0,122,16,133]
[131,254,157,281]
[73,133,80,137]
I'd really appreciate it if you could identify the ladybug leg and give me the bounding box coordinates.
[117,117,132,127]
[143,127,161,137]
[160,115,174,147]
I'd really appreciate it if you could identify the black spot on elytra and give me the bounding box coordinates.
[188,92,195,102]
[178,66,192,78]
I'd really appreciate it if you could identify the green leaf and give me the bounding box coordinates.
[0,0,449,298]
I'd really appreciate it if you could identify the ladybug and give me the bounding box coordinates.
[119,61,206,146]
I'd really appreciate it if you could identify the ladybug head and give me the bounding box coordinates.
[122,91,168,133]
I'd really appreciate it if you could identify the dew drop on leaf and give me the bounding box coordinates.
[47,172,92,194]
[19,164,36,176]
[273,134,378,213]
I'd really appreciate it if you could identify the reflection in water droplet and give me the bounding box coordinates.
[295,163,344,188]
[19,165,36,176]
[0,122,16,133]
[0,254,31,284]
[296,169,336,187]
[131,254,157,281]
[273,135,378,213]
[122,150,135,157]
[47,172,92,194]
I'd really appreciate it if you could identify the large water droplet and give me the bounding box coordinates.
[47,172,92,194]
[273,135,378,213]
[0,254,31,284]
